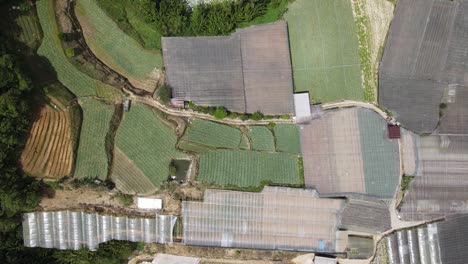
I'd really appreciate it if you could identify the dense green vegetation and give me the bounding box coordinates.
[2,240,139,264]
[96,0,289,50]
[115,104,185,188]
[198,150,302,188]
[0,38,41,241]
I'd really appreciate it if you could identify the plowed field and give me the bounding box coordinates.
[21,106,73,178]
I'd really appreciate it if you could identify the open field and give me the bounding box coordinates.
[114,104,186,189]
[36,0,121,98]
[73,99,115,180]
[110,148,157,195]
[20,106,73,179]
[75,0,163,91]
[198,150,302,188]
[248,126,275,151]
[179,119,242,153]
[285,0,363,103]
[273,124,301,154]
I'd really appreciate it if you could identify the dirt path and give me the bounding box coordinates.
[322,100,389,119]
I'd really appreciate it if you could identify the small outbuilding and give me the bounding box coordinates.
[137,197,162,210]
[123,99,131,112]
[387,124,401,139]
[294,93,312,124]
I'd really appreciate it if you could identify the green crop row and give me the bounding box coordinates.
[36,0,120,98]
[73,99,115,180]
[198,150,302,188]
[248,126,275,152]
[76,0,162,82]
[180,119,242,152]
[115,104,186,187]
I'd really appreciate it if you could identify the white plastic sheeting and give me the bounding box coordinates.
[182,187,344,252]
[22,211,177,251]
[386,225,441,264]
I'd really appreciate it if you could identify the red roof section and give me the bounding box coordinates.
[387,124,401,139]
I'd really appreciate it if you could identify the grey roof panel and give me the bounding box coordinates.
[340,197,391,233]
[378,0,468,134]
[162,22,294,115]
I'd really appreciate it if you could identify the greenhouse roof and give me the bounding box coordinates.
[182,187,344,252]
[162,21,294,115]
[22,211,177,251]
[399,134,468,221]
[379,0,468,134]
[300,108,400,198]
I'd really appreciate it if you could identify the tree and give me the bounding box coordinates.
[0,36,41,239]
[250,111,264,120]
[157,84,172,104]
[213,106,227,119]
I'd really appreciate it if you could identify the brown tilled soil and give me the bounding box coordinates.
[21,106,73,178]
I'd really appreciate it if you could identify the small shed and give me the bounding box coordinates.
[294,93,312,124]
[387,124,401,139]
[123,99,131,112]
[137,197,162,210]
[314,256,337,264]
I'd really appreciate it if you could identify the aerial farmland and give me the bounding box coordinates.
[1,0,468,263]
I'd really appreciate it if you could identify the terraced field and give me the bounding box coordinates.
[36,0,121,98]
[198,150,302,188]
[248,126,275,151]
[285,0,364,102]
[75,0,163,91]
[113,104,185,192]
[110,148,157,195]
[274,124,302,154]
[21,106,73,178]
[179,119,242,153]
[15,14,41,48]
[73,99,115,180]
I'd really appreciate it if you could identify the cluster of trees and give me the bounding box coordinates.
[0,34,43,260]
[134,0,273,36]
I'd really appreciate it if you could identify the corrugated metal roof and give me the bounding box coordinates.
[162,22,294,115]
[22,211,177,250]
[340,196,391,233]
